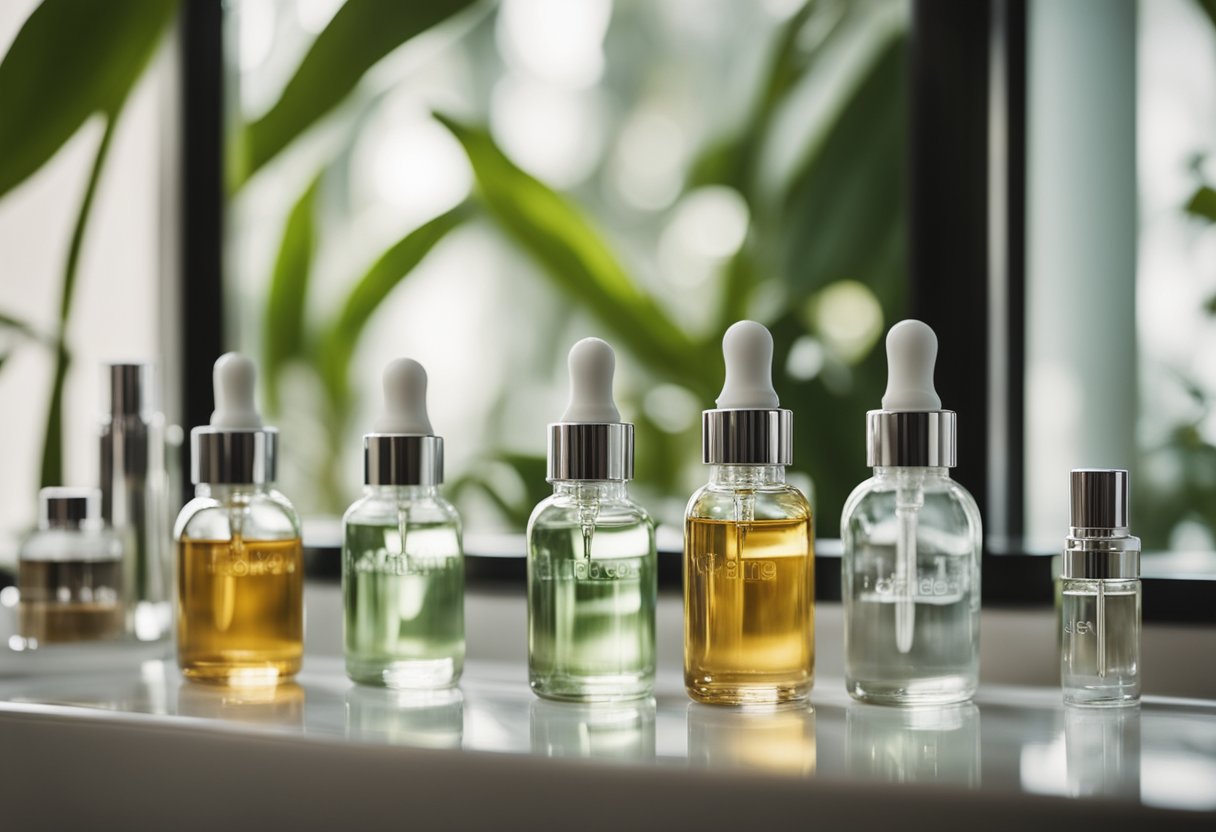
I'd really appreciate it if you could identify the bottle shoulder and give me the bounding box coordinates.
[841,470,982,551]
[527,491,653,533]
[19,528,123,562]
[175,489,301,541]
[344,492,462,528]
[685,481,810,522]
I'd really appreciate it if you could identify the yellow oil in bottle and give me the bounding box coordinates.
[177,536,303,684]
[684,517,814,704]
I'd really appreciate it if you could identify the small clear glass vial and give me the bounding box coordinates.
[175,354,303,685]
[1061,469,1140,707]
[527,338,657,702]
[684,321,814,706]
[842,321,981,705]
[343,359,464,689]
[18,488,125,645]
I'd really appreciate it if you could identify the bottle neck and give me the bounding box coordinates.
[195,482,271,500]
[552,480,629,501]
[364,484,440,500]
[708,465,785,487]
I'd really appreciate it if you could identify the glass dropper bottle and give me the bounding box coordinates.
[342,358,465,689]
[683,320,815,705]
[841,319,982,705]
[526,337,657,702]
[174,353,303,685]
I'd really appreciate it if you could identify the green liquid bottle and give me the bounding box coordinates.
[527,338,657,702]
[342,359,464,689]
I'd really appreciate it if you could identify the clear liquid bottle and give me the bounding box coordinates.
[684,321,814,705]
[1061,468,1140,707]
[527,338,657,701]
[18,488,125,645]
[343,358,464,689]
[842,320,981,705]
[175,353,303,685]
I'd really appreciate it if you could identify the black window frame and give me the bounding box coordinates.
[176,0,1215,624]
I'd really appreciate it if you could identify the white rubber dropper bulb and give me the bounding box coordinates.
[716,320,780,409]
[561,338,620,423]
[210,352,263,429]
[375,358,433,435]
[881,319,942,411]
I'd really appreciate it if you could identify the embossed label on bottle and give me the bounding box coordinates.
[690,552,777,581]
[1063,619,1095,636]
[861,557,965,598]
[207,543,298,577]
[535,558,640,581]
[354,552,452,576]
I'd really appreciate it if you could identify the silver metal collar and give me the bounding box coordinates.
[365,434,444,486]
[547,423,633,481]
[866,410,956,467]
[191,428,277,485]
[702,409,792,465]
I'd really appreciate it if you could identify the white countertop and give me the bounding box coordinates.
[0,587,1213,830]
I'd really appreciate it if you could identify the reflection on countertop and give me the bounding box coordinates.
[530,698,655,762]
[0,656,1214,813]
[846,702,979,786]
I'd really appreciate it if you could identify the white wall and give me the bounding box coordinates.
[0,1,167,565]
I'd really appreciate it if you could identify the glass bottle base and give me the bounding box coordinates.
[685,678,812,706]
[180,655,301,686]
[847,674,975,706]
[530,672,653,703]
[347,656,463,689]
[1063,685,1140,708]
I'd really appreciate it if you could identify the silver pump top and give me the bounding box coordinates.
[1063,468,1140,580]
[191,353,278,485]
[866,319,957,467]
[364,358,443,486]
[103,363,154,420]
[548,338,634,481]
[38,487,100,530]
[702,321,792,466]
[1070,469,1129,530]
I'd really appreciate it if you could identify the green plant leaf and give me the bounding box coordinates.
[778,33,906,304]
[0,0,177,200]
[236,0,480,186]
[262,173,323,412]
[0,309,52,346]
[689,0,848,194]
[435,114,712,391]
[1186,185,1216,224]
[1197,0,1216,30]
[318,204,471,403]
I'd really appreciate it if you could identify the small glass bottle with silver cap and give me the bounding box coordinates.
[342,358,464,689]
[174,353,303,684]
[842,320,981,705]
[99,362,171,641]
[527,337,656,701]
[1061,468,1140,707]
[684,321,814,706]
[18,487,125,645]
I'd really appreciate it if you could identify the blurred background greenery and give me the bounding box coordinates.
[3,0,1215,556]
[224,0,908,535]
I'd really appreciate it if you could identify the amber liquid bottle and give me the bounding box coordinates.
[684,322,814,705]
[175,354,303,684]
